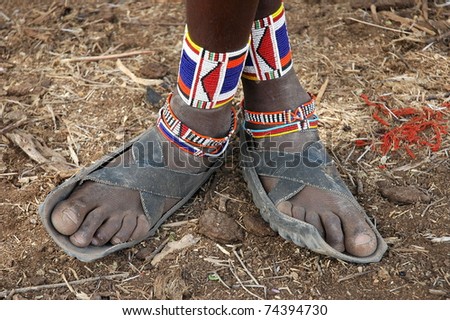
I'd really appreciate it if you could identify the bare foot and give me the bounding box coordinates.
[242,70,377,257]
[51,174,151,247]
[51,92,231,248]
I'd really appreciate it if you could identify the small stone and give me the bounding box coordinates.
[377,267,391,281]
[242,214,276,237]
[36,269,45,276]
[135,246,154,260]
[197,209,244,244]
[40,78,52,88]
[343,124,352,132]
[218,197,228,212]
[145,86,163,106]
[379,186,431,205]
[140,62,168,79]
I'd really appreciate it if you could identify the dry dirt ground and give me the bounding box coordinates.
[1,0,449,300]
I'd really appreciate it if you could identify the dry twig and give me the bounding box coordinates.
[346,17,413,34]
[60,50,155,63]
[0,273,129,298]
[337,270,374,283]
[233,249,260,286]
[116,59,164,86]
[229,261,263,300]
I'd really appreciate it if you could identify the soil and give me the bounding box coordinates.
[1,0,449,300]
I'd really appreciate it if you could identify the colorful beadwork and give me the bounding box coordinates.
[244,115,319,139]
[242,3,293,81]
[243,93,318,139]
[157,95,237,157]
[177,28,249,109]
[244,96,316,125]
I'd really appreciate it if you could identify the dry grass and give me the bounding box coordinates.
[0,0,449,300]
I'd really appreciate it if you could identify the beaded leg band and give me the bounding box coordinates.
[177,28,249,109]
[157,95,237,157]
[243,95,318,139]
[243,2,293,81]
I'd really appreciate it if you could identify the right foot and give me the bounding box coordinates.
[242,70,377,258]
[51,92,232,248]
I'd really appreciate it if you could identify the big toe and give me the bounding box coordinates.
[51,199,90,236]
[345,230,377,257]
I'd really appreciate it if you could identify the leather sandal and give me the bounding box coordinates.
[39,96,236,262]
[239,97,388,263]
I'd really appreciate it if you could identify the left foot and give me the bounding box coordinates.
[242,69,377,257]
[50,92,232,248]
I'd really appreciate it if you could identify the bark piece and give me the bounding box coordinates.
[242,214,276,237]
[197,209,244,244]
[379,186,431,204]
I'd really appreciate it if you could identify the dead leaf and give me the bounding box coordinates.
[6,131,74,172]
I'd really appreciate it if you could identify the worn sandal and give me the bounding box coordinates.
[240,98,388,263]
[39,96,236,262]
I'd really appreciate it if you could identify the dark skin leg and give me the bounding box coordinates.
[242,0,377,257]
[51,0,259,248]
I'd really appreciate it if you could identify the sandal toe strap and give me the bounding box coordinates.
[83,128,214,221]
[252,141,358,207]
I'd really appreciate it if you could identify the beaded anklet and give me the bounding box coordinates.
[157,95,237,157]
[243,115,319,139]
[243,97,318,139]
[244,96,315,126]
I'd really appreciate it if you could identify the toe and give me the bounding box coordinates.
[111,214,137,245]
[336,206,378,257]
[129,215,151,241]
[91,217,122,246]
[276,201,293,217]
[320,211,345,252]
[51,198,92,236]
[305,211,325,238]
[292,206,306,220]
[345,227,377,257]
[69,208,106,247]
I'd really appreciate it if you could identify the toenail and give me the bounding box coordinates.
[111,237,122,244]
[71,233,86,246]
[62,208,79,225]
[355,233,374,246]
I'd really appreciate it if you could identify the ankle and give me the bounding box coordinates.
[171,91,233,138]
[242,69,311,113]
